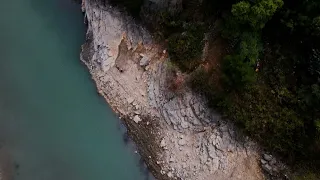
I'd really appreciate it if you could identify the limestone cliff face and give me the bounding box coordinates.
[81,0,264,179]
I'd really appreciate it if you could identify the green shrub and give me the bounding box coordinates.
[167,23,205,71]
[108,0,144,17]
[293,171,319,180]
[190,68,214,94]
[221,55,257,91]
[189,67,225,107]
[221,84,306,153]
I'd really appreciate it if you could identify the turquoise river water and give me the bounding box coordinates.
[0,0,151,179]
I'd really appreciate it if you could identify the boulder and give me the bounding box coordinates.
[178,139,187,146]
[127,97,134,104]
[263,154,272,161]
[140,56,150,67]
[260,159,267,165]
[262,164,272,173]
[160,139,166,147]
[133,115,142,123]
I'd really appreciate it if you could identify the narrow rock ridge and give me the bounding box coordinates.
[80,0,264,179]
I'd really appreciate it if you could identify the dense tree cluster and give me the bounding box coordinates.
[220,0,320,156]
[206,1,320,174]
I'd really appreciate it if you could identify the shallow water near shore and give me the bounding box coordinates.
[0,0,151,179]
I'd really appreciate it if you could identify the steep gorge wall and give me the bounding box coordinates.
[80,0,265,179]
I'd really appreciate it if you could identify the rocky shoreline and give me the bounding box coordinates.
[79,0,281,179]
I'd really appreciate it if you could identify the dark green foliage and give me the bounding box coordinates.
[221,55,256,91]
[261,0,320,158]
[293,172,318,180]
[190,0,320,168]
[231,0,283,29]
[144,1,206,71]
[223,0,283,37]
[189,67,225,108]
[108,0,144,17]
[238,32,263,63]
[221,84,306,153]
[190,67,214,94]
[167,23,205,71]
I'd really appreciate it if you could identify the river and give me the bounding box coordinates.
[0,0,151,179]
